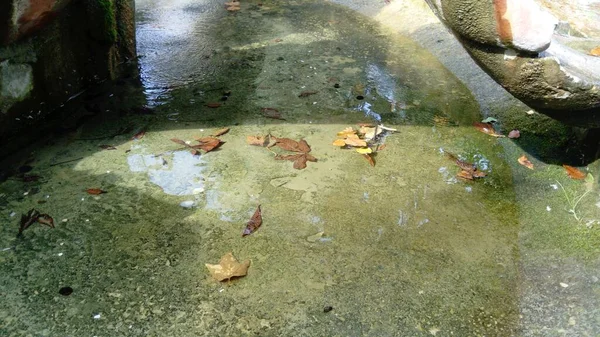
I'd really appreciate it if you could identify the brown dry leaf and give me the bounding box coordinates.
[473,122,505,137]
[242,205,262,236]
[457,170,473,180]
[99,144,117,150]
[194,137,223,152]
[170,138,188,146]
[298,90,318,98]
[518,155,534,170]
[590,46,600,56]
[246,135,268,147]
[332,139,346,147]
[212,128,230,137]
[378,144,387,151]
[363,154,375,167]
[563,164,586,180]
[297,139,311,153]
[205,102,222,108]
[273,137,304,152]
[36,214,55,228]
[275,153,315,170]
[132,130,146,140]
[205,252,250,281]
[261,108,285,120]
[86,188,107,195]
[226,6,241,11]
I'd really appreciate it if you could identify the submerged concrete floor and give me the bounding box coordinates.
[1,0,599,336]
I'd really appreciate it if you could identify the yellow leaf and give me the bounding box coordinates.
[332,139,346,147]
[337,127,356,137]
[356,147,372,154]
[205,252,250,281]
[344,137,367,147]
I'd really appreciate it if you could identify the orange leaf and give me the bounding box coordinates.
[563,165,586,180]
[344,136,367,147]
[194,137,223,152]
[518,155,534,169]
[337,127,356,137]
[363,154,375,167]
[242,205,262,236]
[212,128,230,137]
[473,122,505,137]
[590,46,600,56]
[86,188,107,195]
[332,139,346,147]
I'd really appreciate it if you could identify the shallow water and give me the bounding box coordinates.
[1,0,599,336]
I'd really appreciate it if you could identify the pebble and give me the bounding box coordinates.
[180,200,196,208]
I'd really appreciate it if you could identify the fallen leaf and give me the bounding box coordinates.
[242,205,262,236]
[332,139,346,147]
[378,144,387,151]
[212,127,230,137]
[363,154,375,167]
[298,90,318,97]
[563,165,586,180]
[132,130,146,140]
[205,102,222,108]
[457,170,473,180]
[508,130,520,139]
[275,153,316,170]
[473,122,505,137]
[356,147,372,154]
[445,151,487,179]
[99,144,117,150]
[590,46,600,56]
[261,108,285,120]
[226,6,241,11]
[518,155,534,169]
[337,127,357,137]
[194,137,223,152]
[272,137,306,152]
[86,188,107,195]
[343,135,367,147]
[170,138,188,146]
[205,252,250,281]
[36,214,54,228]
[247,135,268,146]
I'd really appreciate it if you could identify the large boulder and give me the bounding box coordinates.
[424,0,600,118]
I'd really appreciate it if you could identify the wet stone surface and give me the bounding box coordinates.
[0,0,599,336]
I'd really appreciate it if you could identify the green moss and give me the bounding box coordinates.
[97,0,117,44]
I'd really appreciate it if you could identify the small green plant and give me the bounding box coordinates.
[556,173,595,223]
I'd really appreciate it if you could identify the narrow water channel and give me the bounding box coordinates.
[1,0,599,336]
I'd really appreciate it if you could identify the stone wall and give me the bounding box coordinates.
[0,0,135,156]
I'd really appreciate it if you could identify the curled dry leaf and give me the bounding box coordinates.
[205,252,250,281]
[261,108,285,120]
[18,209,55,235]
[242,205,262,236]
[36,214,54,228]
[132,130,146,140]
[298,90,319,97]
[518,155,534,170]
[99,144,117,150]
[212,127,230,137]
[445,151,486,180]
[194,137,223,152]
[563,165,586,180]
[508,130,521,139]
[170,138,188,146]
[363,154,375,167]
[473,122,505,137]
[86,188,107,195]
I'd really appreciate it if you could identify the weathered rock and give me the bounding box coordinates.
[425,0,600,117]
